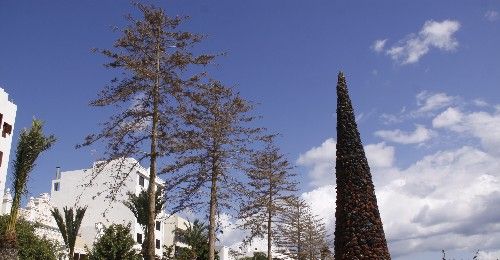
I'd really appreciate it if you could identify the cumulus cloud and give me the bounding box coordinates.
[297,92,500,258]
[386,20,460,64]
[375,125,434,144]
[433,108,500,154]
[432,107,464,129]
[297,138,336,187]
[416,91,456,113]
[485,10,499,22]
[365,142,395,168]
[372,39,388,52]
[300,140,500,258]
[297,139,396,186]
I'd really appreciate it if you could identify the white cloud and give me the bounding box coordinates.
[297,139,396,186]
[365,142,395,168]
[433,108,500,154]
[432,107,463,129]
[416,91,456,113]
[485,10,499,22]
[301,185,336,233]
[473,98,489,107]
[375,125,434,144]
[380,91,457,124]
[386,20,460,64]
[372,39,388,52]
[300,141,500,258]
[297,138,336,187]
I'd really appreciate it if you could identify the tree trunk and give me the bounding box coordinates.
[267,178,273,260]
[297,208,302,260]
[145,29,162,260]
[5,191,21,238]
[267,209,272,260]
[69,247,75,260]
[208,166,218,260]
[145,39,161,260]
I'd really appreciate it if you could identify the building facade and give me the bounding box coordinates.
[0,87,17,215]
[50,158,167,256]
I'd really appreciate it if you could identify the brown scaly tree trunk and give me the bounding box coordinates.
[334,72,390,259]
[145,27,161,260]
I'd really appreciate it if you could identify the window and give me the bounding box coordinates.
[53,182,60,191]
[155,221,161,231]
[0,151,3,168]
[156,239,161,249]
[137,233,143,244]
[139,176,145,187]
[2,122,12,138]
[0,113,3,126]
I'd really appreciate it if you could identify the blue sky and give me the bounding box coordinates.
[2,1,500,259]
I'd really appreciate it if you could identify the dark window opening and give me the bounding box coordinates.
[156,221,161,231]
[53,182,60,191]
[0,151,3,168]
[2,122,12,138]
[137,233,143,244]
[156,239,160,249]
[139,176,145,187]
[0,113,3,126]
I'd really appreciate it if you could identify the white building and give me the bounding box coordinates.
[163,214,190,255]
[0,87,16,215]
[50,158,167,256]
[19,193,65,247]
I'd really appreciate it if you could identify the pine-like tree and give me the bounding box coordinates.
[238,135,297,260]
[334,72,390,259]
[302,213,328,260]
[50,206,88,260]
[274,197,309,260]
[79,4,216,259]
[0,119,55,259]
[166,81,260,260]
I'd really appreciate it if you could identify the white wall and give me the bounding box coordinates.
[50,158,165,255]
[0,87,16,214]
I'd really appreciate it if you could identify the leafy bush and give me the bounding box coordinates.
[0,215,59,260]
[86,223,141,260]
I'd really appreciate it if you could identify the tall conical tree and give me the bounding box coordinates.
[334,72,390,259]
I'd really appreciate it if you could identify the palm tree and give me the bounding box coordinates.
[51,206,88,260]
[0,119,55,259]
[123,187,165,257]
[173,219,216,260]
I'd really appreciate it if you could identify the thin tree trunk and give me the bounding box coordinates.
[145,35,161,260]
[267,209,272,260]
[267,178,273,260]
[297,209,302,260]
[70,247,75,260]
[0,191,21,259]
[6,192,21,236]
[208,162,218,260]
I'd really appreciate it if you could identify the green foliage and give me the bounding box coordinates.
[240,252,267,260]
[5,119,55,236]
[86,224,141,260]
[123,188,165,232]
[163,219,218,260]
[51,206,87,260]
[0,215,59,260]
